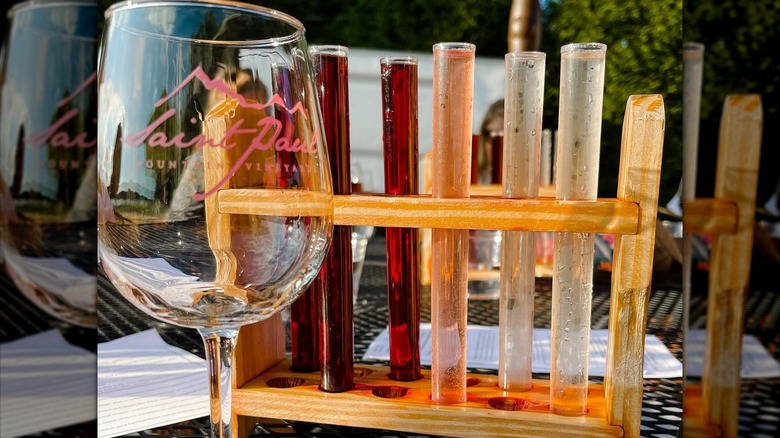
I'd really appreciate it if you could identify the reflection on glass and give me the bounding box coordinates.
[0,0,98,329]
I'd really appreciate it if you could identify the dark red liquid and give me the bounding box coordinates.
[313,50,353,392]
[470,134,480,184]
[272,64,300,188]
[274,65,320,372]
[289,286,320,372]
[381,60,422,381]
[491,136,503,184]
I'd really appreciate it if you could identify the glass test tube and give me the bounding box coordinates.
[381,56,422,381]
[551,42,606,416]
[681,41,704,389]
[498,51,545,392]
[311,45,354,392]
[430,42,475,404]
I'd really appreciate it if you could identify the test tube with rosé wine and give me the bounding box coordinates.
[551,42,606,416]
[430,42,475,404]
[310,45,354,393]
[498,51,545,392]
[381,56,423,382]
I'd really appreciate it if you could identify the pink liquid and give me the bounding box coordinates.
[312,48,353,392]
[381,59,422,381]
[430,43,474,404]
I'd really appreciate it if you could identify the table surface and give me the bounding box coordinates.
[2,234,779,437]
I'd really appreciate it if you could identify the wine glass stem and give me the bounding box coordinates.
[199,328,239,438]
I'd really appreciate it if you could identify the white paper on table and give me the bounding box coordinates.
[363,324,684,379]
[0,330,97,438]
[97,329,209,438]
[98,249,209,303]
[2,250,96,311]
[684,329,780,378]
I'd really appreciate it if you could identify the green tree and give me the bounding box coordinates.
[261,0,683,201]
[256,0,512,56]
[542,0,683,201]
[98,0,683,201]
[684,0,780,204]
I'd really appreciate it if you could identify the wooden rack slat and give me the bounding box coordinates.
[683,198,738,235]
[234,360,623,438]
[218,190,639,234]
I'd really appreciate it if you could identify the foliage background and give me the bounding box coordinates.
[243,0,683,202]
[684,0,779,206]
[93,0,683,202]
[31,0,780,205]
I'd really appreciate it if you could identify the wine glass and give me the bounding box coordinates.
[97,1,333,437]
[0,0,98,330]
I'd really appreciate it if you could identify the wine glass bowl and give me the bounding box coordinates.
[97,1,333,436]
[97,0,332,330]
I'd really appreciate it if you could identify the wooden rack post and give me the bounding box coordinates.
[682,94,763,438]
[227,94,664,437]
[604,95,665,437]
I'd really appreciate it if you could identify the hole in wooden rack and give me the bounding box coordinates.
[354,367,374,377]
[488,397,529,411]
[371,386,409,399]
[266,377,307,388]
[466,377,480,387]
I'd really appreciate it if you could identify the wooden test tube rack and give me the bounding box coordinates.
[682,94,763,438]
[226,94,665,437]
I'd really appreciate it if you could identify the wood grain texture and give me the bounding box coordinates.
[703,95,762,438]
[682,198,738,235]
[218,189,331,217]
[604,95,665,438]
[470,183,556,198]
[334,195,638,233]
[682,383,723,438]
[234,360,623,438]
[233,316,287,436]
[217,190,635,233]
[228,97,666,436]
[202,98,239,284]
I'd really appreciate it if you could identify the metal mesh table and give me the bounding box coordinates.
[3,234,779,436]
[95,235,686,437]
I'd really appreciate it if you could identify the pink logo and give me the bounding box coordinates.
[121,67,318,201]
[25,73,96,149]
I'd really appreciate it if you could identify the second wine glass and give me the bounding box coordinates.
[97,1,333,436]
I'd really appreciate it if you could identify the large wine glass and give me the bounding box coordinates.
[97,1,333,436]
[0,0,98,330]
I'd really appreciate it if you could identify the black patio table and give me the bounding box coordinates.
[2,233,779,437]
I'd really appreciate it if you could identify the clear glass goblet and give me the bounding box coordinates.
[97,1,333,436]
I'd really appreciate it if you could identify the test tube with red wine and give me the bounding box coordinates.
[381,56,422,382]
[273,63,321,373]
[311,45,353,392]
